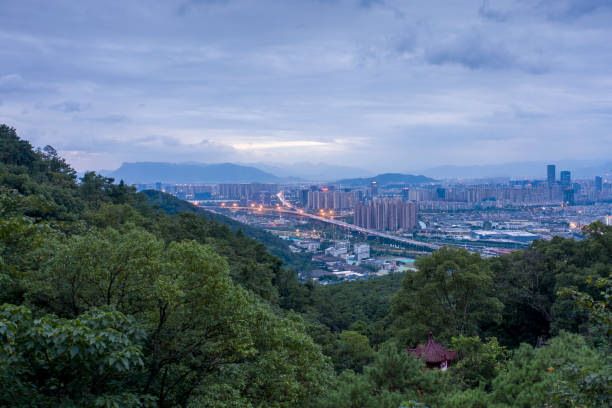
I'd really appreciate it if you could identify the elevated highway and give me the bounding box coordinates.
[210,201,441,251]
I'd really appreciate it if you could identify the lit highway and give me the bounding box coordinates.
[211,192,442,251]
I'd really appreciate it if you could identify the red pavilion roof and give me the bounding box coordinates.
[406,332,457,364]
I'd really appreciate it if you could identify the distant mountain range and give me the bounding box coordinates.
[100,159,610,185]
[102,162,285,184]
[244,162,372,181]
[420,160,612,180]
[336,173,436,186]
[102,161,375,184]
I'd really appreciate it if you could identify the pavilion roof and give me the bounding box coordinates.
[406,332,457,364]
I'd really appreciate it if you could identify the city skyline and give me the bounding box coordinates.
[1,0,611,172]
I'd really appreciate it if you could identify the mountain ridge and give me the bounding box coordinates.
[336,173,436,186]
[102,161,286,184]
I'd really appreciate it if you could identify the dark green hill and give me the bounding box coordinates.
[140,189,312,271]
[336,172,435,186]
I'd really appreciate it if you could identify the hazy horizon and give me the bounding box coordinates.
[98,158,611,182]
[2,0,611,172]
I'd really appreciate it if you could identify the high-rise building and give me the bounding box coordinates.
[595,176,603,192]
[563,188,574,206]
[369,181,378,198]
[547,165,556,185]
[306,188,361,210]
[354,199,417,231]
[298,189,309,206]
[560,171,571,189]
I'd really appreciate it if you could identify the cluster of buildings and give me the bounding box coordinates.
[399,177,608,207]
[136,183,214,200]
[299,187,363,210]
[415,201,612,254]
[322,241,371,261]
[216,183,278,201]
[306,250,416,284]
[354,199,418,231]
[136,183,278,202]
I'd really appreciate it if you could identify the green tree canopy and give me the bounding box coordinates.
[391,247,503,346]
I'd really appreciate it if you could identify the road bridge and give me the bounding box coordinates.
[209,202,441,251]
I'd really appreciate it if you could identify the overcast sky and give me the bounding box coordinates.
[1,0,611,172]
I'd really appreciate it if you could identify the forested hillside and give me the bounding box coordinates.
[1,124,610,407]
[140,189,314,272]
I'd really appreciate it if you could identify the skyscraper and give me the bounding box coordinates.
[595,176,603,192]
[560,171,571,189]
[369,181,378,198]
[354,199,417,231]
[563,188,574,206]
[547,164,556,185]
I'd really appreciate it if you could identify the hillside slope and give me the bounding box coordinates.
[336,172,435,186]
[105,161,283,184]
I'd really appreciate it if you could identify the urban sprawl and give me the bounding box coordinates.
[138,165,611,284]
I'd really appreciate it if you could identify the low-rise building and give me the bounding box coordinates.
[354,242,370,262]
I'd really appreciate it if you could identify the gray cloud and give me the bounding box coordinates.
[478,0,509,22]
[75,114,129,124]
[176,0,229,16]
[49,101,91,113]
[478,0,612,23]
[0,0,610,172]
[425,29,548,73]
[426,31,515,70]
[359,0,384,8]
[0,74,27,93]
[541,0,612,21]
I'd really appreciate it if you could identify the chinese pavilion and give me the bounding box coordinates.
[406,332,456,371]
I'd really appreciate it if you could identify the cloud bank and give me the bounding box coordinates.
[0,0,610,173]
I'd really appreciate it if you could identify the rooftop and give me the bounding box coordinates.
[406,332,456,364]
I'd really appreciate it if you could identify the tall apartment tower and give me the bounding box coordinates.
[354,199,417,231]
[560,171,571,189]
[595,176,603,192]
[369,181,378,198]
[547,164,556,185]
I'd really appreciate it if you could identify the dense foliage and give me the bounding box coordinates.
[1,124,610,407]
[0,125,331,407]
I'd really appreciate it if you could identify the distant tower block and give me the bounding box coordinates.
[547,164,556,185]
